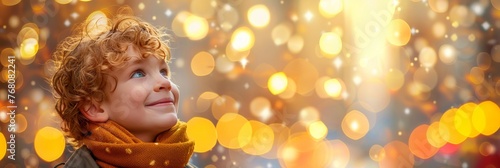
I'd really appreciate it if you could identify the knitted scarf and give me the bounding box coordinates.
[82,120,194,168]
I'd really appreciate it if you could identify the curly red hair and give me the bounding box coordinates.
[50,7,171,147]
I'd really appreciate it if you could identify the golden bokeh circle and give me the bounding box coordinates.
[34,127,65,162]
[211,95,239,120]
[215,113,252,149]
[386,19,411,46]
[0,133,6,160]
[439,108,467,144]
[379,141,414,168]
[472,101,500,136]
[341,110,369,140]
[191,51,215,76]
[369,144,385,162]
[318,0,343,18]
[187,117,217,153]
[408,124,438,159]
[247,4,271,28]
[242,120,275,155]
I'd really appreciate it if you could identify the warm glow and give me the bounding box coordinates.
[386,19,411,46]
[308,120,328,140]
[324,78,343,98]
[318,0,343,18]
[34,127,65,162]
[248,4,270,28]
[342,110,369,140]
[268,72,288,95]
[231,27,255,51]
[319,32,342,58]
[216,113,252,149]
[184,14,209,40]
[187,117,218,153]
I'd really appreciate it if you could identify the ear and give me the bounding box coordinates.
[80,101,109,122]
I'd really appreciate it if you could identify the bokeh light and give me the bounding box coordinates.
[341,110,369,140]
[386,19,411,46]
[2,0,500,167]
[472,101,500,136]
[247,4,270,28]
[230,27,255,51]
[34,127,65,162]
[319,32,342,58]
[215,113,252,149]
[184,14,209,40]
[0,133,6,160]
[308,120,328,140]
[241,120,274,155]
[318,0,343,18]
[408,124,439,159]
[187,117,217,153]
[191,51,215,76]
[379,141,414,168]
[268,72,288,95]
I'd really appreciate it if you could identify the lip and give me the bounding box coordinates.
[146,98,174,106]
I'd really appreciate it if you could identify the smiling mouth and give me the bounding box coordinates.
[146,98,174,106]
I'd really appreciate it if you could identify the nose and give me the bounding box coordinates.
[153,74,172,92]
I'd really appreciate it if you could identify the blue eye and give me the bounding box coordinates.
[131,70,146,78]
[160,69,169,78]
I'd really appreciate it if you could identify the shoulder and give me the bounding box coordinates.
[57,145,100,168]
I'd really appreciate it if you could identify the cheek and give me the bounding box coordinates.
[129,86,148,103]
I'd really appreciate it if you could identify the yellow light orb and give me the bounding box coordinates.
[324,78,343,98]
[419,47,437,68]
[472,101,500,136]
[34,127,65,162]
[55,0,72,4]
[272,22,292,46]
[428,0,449,13]
[319,32,342,58]
[0,133,6,160]
[308,121,328,140]
[426,121,448,148]
[341,110,369,140]
[216,113,252,149]
[2,0,21,6]
[455,102,479,138]
[386,19,411,46]
[318,0,343,18]
[231,27,255,51]
[191,51,215,76]
[438,44,457,64]
[369,144,386,162]
[242,121,275,155]
[268,72,288,95]
[439,108,467,144]
[247,4,270,28]
[20,38,38,60]
[187,117,217,153]
[184,15,209,40]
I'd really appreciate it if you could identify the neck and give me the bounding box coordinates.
[132,132,158,142]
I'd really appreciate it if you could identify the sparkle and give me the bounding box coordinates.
[333,57,342,69]
[70,12,79,19]
[404,108,410,115]
[471,2,484,15]
[398,131,402,136]
[411,27,418,35]
[304,11,313,21]
[482,22,491,31]
[64,19,70,27]
[138,2,145,10]
[240,58,249,69]
[353,75,362,86]
[152,16,157,20]
[244,83,249,89]
[165,9,172,17]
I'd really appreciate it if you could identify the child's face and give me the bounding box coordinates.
[100,44,179,141]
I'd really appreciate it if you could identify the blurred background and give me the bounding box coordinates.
[1,0,500,167]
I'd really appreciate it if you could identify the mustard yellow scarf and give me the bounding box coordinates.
[82,120,194,168]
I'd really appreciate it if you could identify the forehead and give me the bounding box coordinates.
[123,44,168,64]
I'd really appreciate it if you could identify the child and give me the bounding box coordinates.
[50,7,195,168]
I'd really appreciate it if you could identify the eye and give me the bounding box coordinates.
[131,70,146,78]
[160,69,169,78]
